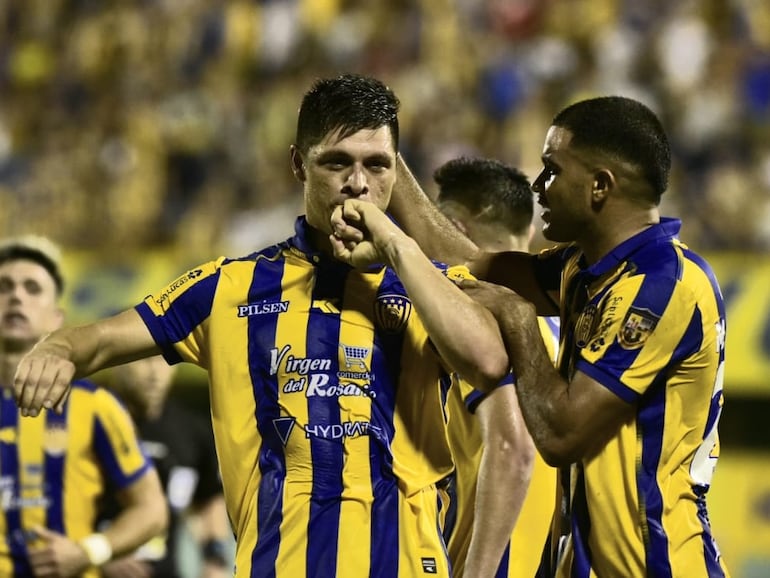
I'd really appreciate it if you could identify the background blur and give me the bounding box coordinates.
[2,0,769,576]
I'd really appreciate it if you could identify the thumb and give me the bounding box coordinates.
[32,526,59,542]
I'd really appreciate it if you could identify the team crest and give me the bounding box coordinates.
[574,304,599,348]
[374,294,412,333]
[43,424,68,457]
[619,307,659,349]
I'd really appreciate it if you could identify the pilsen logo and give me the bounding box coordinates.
[374,294,412,333]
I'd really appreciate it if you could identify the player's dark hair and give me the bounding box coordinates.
[553,96,671,203]
[434,157,533,236]
[0,243,65,295]
[295,74,400,154]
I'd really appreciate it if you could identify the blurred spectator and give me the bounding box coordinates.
[101,356,230,578]
[1,0,769,253]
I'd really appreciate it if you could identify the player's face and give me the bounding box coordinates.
[300,126,397,237]
[113,356,176,416]
[0,260,63,352]
[532,126,596,243]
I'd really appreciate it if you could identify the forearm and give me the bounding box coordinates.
[496,307,572,463]
[104,470,168,559]
[196,497,231,577]
[465,442,533,577]
[29,310,158,378]
[383,236,508,389]
[390,154,480,265]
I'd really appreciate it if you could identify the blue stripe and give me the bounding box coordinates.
[495,543,511,578]
[370,267,408,576]
[695,489,727,577]
[44,408,67,534]
[135,269,220,364]
[371,480,400,577]
[570,466,592,578]
[305,261,346,576]
[637,379,673,577]
[545,315,561,338]
[576,360,638,403]
[249,254,287,577]
[0,395,31,576]
[135,302,184,364]
[92,413,149,489]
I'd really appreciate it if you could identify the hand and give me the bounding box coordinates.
[102,556,153,578]
[27,526,89,578]
[457,278,537,323]
[13,341,75,417]
[329,200,403,268]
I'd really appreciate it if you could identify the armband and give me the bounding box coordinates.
[202,538,229,567]
[78,533,113,567]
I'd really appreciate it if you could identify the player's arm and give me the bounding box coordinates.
[459,278,634,466]
[14,309,160,416]
[331,199,509,390]
[389,154,480,265]
[390,155,559,316]
[102,468,168,561]
[464,385,535,577]
[191,495,231,578]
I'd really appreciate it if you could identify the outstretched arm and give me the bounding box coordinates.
[14,309,160,416]
[330,199,509,391]
[463,385,535,577]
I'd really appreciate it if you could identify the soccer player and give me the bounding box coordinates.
[0,236,167,577]
[101,356,230,578]
[12,74,509,578]
[432,157,560,578]
[386,96,731,577]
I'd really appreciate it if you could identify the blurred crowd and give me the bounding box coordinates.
[2,0,770,259]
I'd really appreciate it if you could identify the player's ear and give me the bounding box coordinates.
[290,145,306,182]
[592,168,615,203]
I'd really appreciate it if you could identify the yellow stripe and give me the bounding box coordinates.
[274,258,313,578]
[208,260,265,577]
[18,414,46,535]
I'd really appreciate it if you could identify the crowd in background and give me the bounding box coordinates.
[2,0,770,260]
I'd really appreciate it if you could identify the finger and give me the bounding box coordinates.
[341,199,363,222]
[15,358,43,417]
[53,387,71,415]
[328,234,352,263]
[41,365,75,416]
[330,205,345,230]
[456,278,479,289]
[31,526,57,541]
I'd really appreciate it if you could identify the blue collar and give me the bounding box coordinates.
[288,216,385,272]
[583,217,682,277]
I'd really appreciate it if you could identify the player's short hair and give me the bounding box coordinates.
[552,96,671,203]
[295,73,400,154]
[434,157,533,236]
[0,235,65,295]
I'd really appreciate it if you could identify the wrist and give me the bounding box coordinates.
[78,533,113,567]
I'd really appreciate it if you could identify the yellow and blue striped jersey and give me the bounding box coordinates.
[135,217,459,578]
[444,316,560,578]
[0,381,151,578]
[533,218,730,577]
